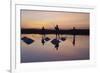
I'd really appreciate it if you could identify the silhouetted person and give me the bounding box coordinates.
[42,26,45,38]
[55,25,60,39]
[73,27,76,35]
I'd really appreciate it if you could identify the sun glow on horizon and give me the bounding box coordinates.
[21,10,89,29]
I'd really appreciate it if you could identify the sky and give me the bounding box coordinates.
[21,10,89,29]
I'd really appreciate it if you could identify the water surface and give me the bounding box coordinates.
[21,34,89,63]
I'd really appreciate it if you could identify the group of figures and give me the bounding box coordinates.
[41,25,76,50]
[21,25,76,51]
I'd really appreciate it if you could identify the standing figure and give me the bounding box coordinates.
[55,25,60,39]
[42,26,45,38]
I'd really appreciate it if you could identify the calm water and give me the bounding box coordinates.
[21,34,89,63]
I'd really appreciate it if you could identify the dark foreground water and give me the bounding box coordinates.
[21,34,89,63]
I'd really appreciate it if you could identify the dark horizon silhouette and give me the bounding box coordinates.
[21,28,89,35]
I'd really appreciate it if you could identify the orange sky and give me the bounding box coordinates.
[21,10,89,29]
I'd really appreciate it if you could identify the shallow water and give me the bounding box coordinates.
[21,34,89,63]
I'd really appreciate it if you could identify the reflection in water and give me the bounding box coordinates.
[60,37,66,41]
[21,34,89,63]
[21,26,89,62]
[51,38,61,50]
[41,37,45,45]
[21,26,88,50]
[44,37,50,41]
[21,37,34,45]
[73,35,75,46]
[21,34,75,50]
[21,26,77,49]
[72,27,76,46]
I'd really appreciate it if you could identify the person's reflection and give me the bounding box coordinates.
[55,42,59,50]
[73,27,76,46]
[73,35,75,46]
[41,37,45,45]
[51,38,60,51]
[41,26,46,45]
